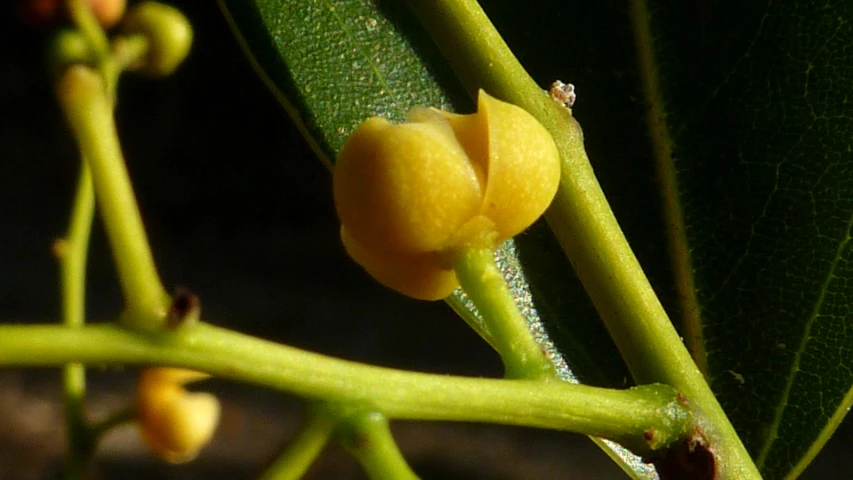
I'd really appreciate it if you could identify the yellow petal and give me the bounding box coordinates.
[479,91,560,240]
[440,90,560,242]
[334,116,483,254]
[137,368,220,464]
[341,226,459,300]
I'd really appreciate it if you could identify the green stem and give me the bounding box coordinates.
[111,35,151,73]
[0,323,688,458]
[66,0,110,58]
[453,247,555,379]
[57,163,95,479]
[65,0,120,95]
[406,1,760,478]
[260,406,336,480]
[56,67,171,329]
[338,412,418,480]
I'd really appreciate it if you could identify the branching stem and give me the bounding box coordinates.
[0,322,688,458]
[56,163,95,479]
[56,67,171,329]
[260,406,336,480]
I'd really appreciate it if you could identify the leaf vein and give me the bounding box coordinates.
[753,206,853,469]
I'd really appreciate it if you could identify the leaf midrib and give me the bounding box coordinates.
[321,0,394,102]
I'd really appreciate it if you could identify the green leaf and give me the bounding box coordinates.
[638,2,853,478]
[219,0,467,163]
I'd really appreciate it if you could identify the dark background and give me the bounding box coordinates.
[0,1,851,479]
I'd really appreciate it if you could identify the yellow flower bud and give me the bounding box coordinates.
[334,90,560,300]
[122,1,192,76]
[137,368,220,464]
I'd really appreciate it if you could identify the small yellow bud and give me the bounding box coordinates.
[47,30,95,78]
[334,90,560,300]
[122,2,192,76]
[137,368,220,464]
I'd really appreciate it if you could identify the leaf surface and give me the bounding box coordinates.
[640,2,853,477]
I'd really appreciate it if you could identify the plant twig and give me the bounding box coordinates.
[338,412,419,480]
[55,162,95,480]
[0,323,689,458]
[56,66,171,329]
[260,406,336,480]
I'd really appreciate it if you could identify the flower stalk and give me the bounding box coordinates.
[260,406,336,480]
[56,65,171,329]
[55,162,95,479]
[452,247,555,379]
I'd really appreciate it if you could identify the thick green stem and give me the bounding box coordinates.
[453,247,555,379]
[406,1,760,478]
[0,323,688,458]
[339,412,419,480]
[260,407,336,480]
[57,163,95,480]
[56,66,170,329]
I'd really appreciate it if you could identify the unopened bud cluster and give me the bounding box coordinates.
[35,0,192,78]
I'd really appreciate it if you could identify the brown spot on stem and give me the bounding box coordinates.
[650,427,717,480]
[50,239,68,259]
[166,287,200,329]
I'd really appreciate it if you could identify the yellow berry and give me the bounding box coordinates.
[333,90,560,300]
